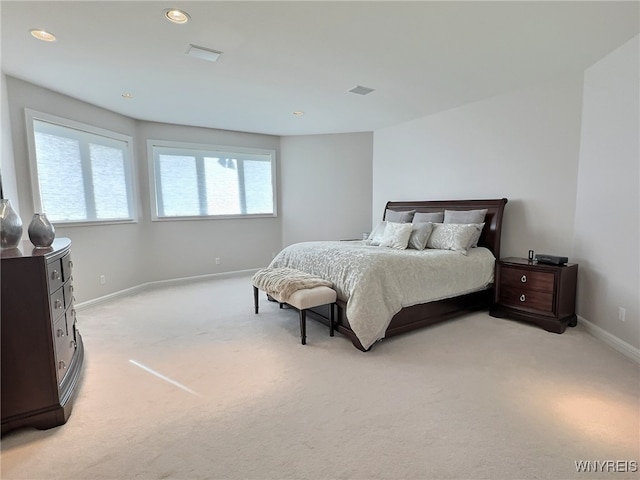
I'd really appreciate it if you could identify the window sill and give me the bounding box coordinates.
[151,213,277,222]
[53,219,138,228]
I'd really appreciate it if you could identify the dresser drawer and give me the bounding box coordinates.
[501,266,555,293]
[52,314,75,383]
[64,282,75,309]
[47,258,64,293]
[500,285,554,313]
[49,287,66,321]
[61,252,73,282]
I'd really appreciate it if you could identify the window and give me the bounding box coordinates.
[25,110,136,224]
[149,141,277,219]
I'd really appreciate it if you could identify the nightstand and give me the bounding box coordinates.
[489,257,578,333]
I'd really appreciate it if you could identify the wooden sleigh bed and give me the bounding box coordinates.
[279,198,508,351]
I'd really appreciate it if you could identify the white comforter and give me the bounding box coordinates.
[269,241,495,349]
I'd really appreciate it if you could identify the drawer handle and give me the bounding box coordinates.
[70,285,74,293]
[51,269,61,281]
[521,275,527,283]
[519,294,526,302]
[68,260,74,270]
[58,360,67,370]
[56,328,65,338]
[54,299,63,309]
[70,340,77,348]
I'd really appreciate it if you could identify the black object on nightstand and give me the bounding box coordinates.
[489,257,578,333]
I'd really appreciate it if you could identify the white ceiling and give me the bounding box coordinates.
[2,1,638,136]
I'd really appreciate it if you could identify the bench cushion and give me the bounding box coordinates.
[271,286,336,310]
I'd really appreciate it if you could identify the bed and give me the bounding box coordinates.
[269,198,508,351]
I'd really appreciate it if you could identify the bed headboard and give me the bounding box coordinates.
[383,198,508,258]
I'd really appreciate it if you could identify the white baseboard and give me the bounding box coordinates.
[578,315,640,364]
[75,269,259,311]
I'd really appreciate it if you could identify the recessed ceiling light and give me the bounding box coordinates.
[164,8,190,24]
[29,29,56,42]
[121,93,133,99]
[292,111,305,116]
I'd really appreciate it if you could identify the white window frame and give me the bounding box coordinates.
[147,139,278,221]
[24,109,138,226]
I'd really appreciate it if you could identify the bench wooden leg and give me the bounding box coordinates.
[329,303,335,337]
[253,286,259,314]
[299,309,306,345]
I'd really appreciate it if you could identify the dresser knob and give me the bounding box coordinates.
[70,340,77,348]
[520,275,527,283]
[59,360,66,370]
[68,260,74,270]
[54,299,63,309]
[52,269,61,281]
[56,328,65,337]
[519,294,526,302]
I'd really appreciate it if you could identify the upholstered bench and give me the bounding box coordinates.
[252,268,337,345]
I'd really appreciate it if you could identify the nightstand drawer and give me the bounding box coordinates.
[500,285,554,313]
[501,266,554,293]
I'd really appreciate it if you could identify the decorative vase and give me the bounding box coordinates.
[28,213,55,248]
[0,199,23,249]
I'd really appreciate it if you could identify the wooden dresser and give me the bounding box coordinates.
[1,237,84,434]
[490,257,578,334]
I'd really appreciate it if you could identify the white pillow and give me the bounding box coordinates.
[379,222,413,249]
[426,223,483,255]
[367,221,387,246]
[407,222,434,250]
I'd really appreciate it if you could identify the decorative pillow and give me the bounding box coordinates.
[407,222,434,250]
[426,223,483,255]
[367,221,387,246]
[379,222,413,249]
[385,209,415,223]
[466,222,485,248]
[443,209,487,225]
[413,211,444,223]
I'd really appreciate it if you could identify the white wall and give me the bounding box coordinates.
[5,77,143,303]
[372,74,584,259]
[573,35,639,349]
[1,74,20,213]
[280,133,373,246]
[4,77,281,303]
[135,121,281,281]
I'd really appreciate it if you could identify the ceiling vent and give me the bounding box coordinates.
[186,44,223,63]
[348,85,375,96]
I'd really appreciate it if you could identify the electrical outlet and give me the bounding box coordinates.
[618,307,626,322]
[215,257,221,265]
[99,275,106,285]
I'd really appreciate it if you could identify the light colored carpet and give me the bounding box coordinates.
[1,273,638,480]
